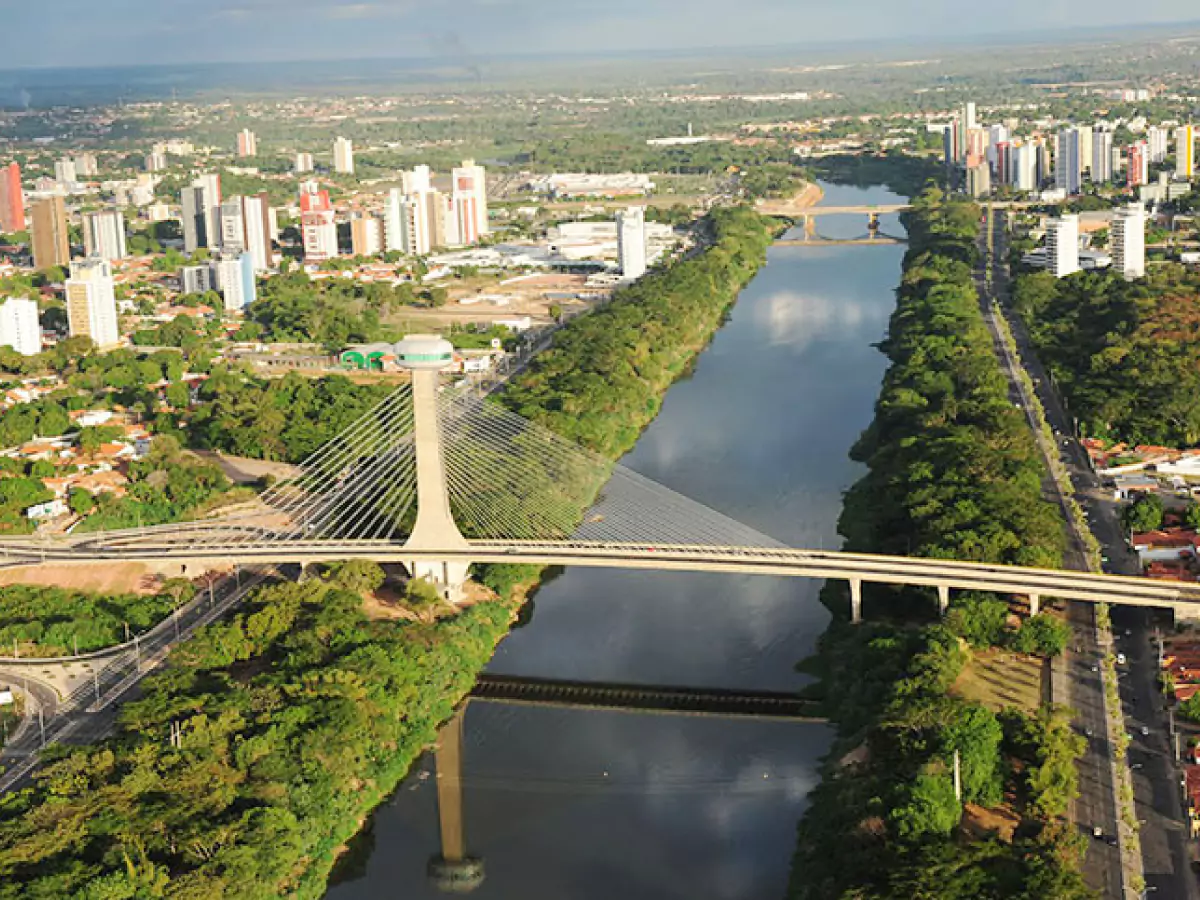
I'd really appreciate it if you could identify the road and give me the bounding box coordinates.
[989,208,1197,899]
[976,208,1124,897]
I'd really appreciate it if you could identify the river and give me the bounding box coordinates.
[324,182,908,900]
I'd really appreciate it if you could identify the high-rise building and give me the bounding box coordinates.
[943,122,958,167]
[384,188,404,253]
[237,129,258,157]
[1078,127,1093,179]
[1012,142,1038,192]
[295,152,314,174]
[1045,214,1080,278]
[1147,125,1169,163]
[966,159,991,198]
[1176,125,1195,180]
[0,297,41,356]
[145,152,168,173]
[65,258,119,349]
[350,214,383,256]
[219,198,247,253]
[616,206,647,279]
[962,101,977,133]
[1092,128,1114,182]
[82,210,127,261]
[74,154,98,178]
[391,166,437,255]
[215,253,256,312]
[0,163,24,233]
[1128,141,1150,187]
[451,161,485,244]
[181,174,221,253]
[181,264,216,295]
[1111,203,1146,281]
[1055,129,1083,195]
[300,187,338,261]
[333,137,355,175]
[30,197,70,270]
[54,158,77,186]
[242,193,272,272]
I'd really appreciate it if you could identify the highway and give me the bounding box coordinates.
[991,209,1197,899]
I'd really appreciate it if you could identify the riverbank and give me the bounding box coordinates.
[786,188,1090,898]
[755,181,824,217]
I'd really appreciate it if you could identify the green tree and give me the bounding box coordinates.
[1122,494,1164,533]
[403,577,443,619]
[1011,614,1071,657]
[890,772,960,840]
[939,703,1005,807]
[945,591,1009,648]
[325,560,385,595]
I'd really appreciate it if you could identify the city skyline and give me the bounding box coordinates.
[1,1,1199,69]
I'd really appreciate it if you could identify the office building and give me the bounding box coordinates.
[616,206,647,279]
[0,163,24,233]
[295,152,314,173]
[942,122,958,167]
[1092,128,1114,182]
[215,253,256,312]
[82,210,127,261]
[237,129,258,157]
[965,127,988,163]
[1045,214,1080,278]
[333,137,354,175]
[181,174,221,253]
[966,159,991,198]
[181,264,216,295]
[30,197,70,270]
[300,187,338,261]
[54,158,77,186]
[1177,125,1195,180]
[0,297,41,356]
[1128,141,1149,187]
[65,258,119,349]
[145,152,167,173]
[1112,203,1146,281]
[350,214,383,256]
[1055,129,1083,195]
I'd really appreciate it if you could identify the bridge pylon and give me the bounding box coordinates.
[397,335,472,603]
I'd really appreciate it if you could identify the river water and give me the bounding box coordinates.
[325,182,908,900]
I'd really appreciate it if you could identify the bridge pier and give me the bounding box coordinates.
[937,584,950,616]
[428,707,484,893]
[849,578,863,624]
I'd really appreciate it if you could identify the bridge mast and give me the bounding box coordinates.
[396,335,472,602]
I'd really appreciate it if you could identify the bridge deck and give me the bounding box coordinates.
[471,674,826,721]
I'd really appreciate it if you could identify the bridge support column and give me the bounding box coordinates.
[937,584,950,616]
[1029,594,1040,617]
[849,578,863,624]
[400,337,473,605]
[428,707,484,893]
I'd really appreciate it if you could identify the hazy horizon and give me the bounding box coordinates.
[1,0,1199,70]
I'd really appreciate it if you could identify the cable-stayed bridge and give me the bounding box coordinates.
[1,335,1197,622]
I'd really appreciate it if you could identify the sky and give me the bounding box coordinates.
[0,0,1198,69]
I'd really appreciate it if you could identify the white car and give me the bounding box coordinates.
[1117,653,1127,665]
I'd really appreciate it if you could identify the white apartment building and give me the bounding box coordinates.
[65,258,119,349]
[1055,130,1083,194]
[333,137,355,175]
[1045,214,1081,278]
[616,206,647,279]
[1092,128,1114,182]
[1111,203,1146,281]
[82,210,127,261]
[295,152,314,174]
[1177,125,1195,180]
[0,297,41,356]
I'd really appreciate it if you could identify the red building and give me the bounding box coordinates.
[0,162,25,234]
[300,188,338,261]
[1128,142,1149,188]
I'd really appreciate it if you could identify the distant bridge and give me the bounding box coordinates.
[775,236,906,247]
[470,674,825,721]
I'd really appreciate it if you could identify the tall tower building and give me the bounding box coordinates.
[333,137,355,175]
[1128,142,1150,188]
[0,297,41,356]
[65,258,119,349]
[1111,203,1146,281]
[54,158,77,187]
[1091,128,1114,182]
[1176,125,1195,180]
[1045,214,1080,278]
[300,187,338,262]
[145,151,167,173]
[219,197,247,253]
[82,210,127,261]
[215,253,256,312]
[1147,125,1169,163]
[384,188,404,253]
[295,152,314,174]
[30,197,70,270]
[1054,130,1083,195]
[181,174,221,254]
[452,159,488,242]
[242,193,272,272]
[237,129,258,157]
[0,163,24,233]
[1012,142,1038,192]
[616,206,647,280]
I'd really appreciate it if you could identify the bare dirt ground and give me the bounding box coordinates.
[0,562,159,594]
[192,452,304,485]
[755,182,825,217]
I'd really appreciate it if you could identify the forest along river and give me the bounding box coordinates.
[325,183,909,900]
